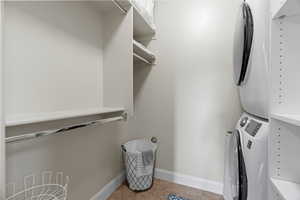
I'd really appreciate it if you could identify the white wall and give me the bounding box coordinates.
[4,2,103,122]
[129,0,242,183]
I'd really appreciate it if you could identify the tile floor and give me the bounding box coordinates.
[107,179,223,200]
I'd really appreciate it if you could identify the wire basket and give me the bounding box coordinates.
[6,171,69,200]
[122,139,157,191]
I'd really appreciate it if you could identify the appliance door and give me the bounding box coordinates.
[227,130,248,200]
[233,2,254,86]
[226,130,239,200]
[235,130,248,200]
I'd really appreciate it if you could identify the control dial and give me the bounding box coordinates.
[240,117,248,127]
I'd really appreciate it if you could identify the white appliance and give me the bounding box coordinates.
[233,0,270,119]
[224,113,269,200]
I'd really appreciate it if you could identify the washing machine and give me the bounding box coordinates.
[227,0,270,199]
[233,0,270,119]
[224,113,269,200]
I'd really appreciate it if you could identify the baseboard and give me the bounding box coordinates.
[154,168,223,195]
[90,172,125,200]
[89,168,223,200]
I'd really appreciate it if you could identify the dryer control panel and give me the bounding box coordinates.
[245,120,262,137]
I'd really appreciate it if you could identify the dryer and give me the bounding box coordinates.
[233,0,270,119]
[224,113,269,200]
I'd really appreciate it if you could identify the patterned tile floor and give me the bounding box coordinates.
[107,179,223,200]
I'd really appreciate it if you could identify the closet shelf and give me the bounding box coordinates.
[271,178,300,200]
[133,40,155,64]
[273,0,300,19]
[271,113,300,126]
[6,107,125,127]
[133,4,156,37]
[115,0,156,37]
[91,0,130,14]
[114,0,131,13]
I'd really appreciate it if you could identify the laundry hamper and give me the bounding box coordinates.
[122,139,157,191]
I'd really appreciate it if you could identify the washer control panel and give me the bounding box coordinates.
[245,120,262,137]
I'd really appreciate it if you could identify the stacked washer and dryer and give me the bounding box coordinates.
[224,0,270,200]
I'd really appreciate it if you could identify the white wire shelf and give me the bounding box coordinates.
[271,178,300,200]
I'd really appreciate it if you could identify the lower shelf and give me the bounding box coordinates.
[271,113,300,127]
[271,178,300,200]
[133,40,155,64]
[6,107,125,127]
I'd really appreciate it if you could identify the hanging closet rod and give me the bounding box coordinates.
[112,0,128,14]
[5,112,127,144]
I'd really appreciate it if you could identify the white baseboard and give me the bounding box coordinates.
[90,168,223,200]
[90,172,125,200]
[154,168,223,195]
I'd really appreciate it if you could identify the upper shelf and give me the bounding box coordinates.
[271,178,300,200]
[271,113,300,126]
[116,0,156,37]
[114,0,132,12]
[133,5,156,37]
[6,107,125,127]
[273,0,300,19]
[90,0,130,14]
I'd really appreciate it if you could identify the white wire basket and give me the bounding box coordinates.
[6,171,69,200]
